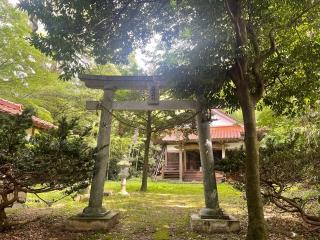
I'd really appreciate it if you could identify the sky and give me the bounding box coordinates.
[8,0,19,6]
[135,35,164,74]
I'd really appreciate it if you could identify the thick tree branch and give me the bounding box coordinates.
[225,0,248,90]
[262,179,320,227]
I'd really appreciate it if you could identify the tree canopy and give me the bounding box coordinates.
[18,0,320,111]
[18,1,320,239]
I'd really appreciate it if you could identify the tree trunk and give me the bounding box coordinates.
[140,111,152,192]
[0,208,8,231]
[239,89,267,240]
[225,0,268,238]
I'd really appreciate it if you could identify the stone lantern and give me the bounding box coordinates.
[117,155,131,196]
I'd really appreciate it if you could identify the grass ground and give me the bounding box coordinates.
[1,179,319,240]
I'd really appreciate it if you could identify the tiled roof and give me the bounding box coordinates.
[162,125,244,142]
[162,108,244,142]
[210,125,243,139]
[0,98,22,115]
[31,116,55,129]
[0,98,55,130]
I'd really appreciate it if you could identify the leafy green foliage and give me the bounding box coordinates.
[29,118,95,193]
[0,109,33,156]
[0,0,105,130]
[262,3,320,115]
[19,0,320,113]
[0,111,95,230]
[221,105,320,226]
[216,148,246,175]
[19,0,177,79]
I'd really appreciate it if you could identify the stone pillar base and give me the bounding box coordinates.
[190,213,240,233]
[66,211,119,231]
[119,191,129,196]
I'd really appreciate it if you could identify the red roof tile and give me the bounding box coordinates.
[0,98,22,115]
[210,125,243,139]
[32,116,56,129]
[162,109,244,142]
[162,125,244,142]
[0,98,55,130]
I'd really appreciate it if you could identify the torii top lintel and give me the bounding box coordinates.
[79,74,169,90]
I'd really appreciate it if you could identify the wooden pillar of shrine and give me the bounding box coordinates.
[179,146,183,182]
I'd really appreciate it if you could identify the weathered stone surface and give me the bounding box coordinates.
[196,111,220,211]
[65,211,119,231]
[199,208,224,219]
[84,89,114,217]
[190,213,240,233]
[74,194,90,202]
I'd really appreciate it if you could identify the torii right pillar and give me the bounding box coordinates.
[196,108,222,218]
[191,107,240,233]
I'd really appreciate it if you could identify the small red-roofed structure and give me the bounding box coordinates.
[0,98,55,131]
[159,109,244,182]
[31,116,55,130]
[0,98,23,115]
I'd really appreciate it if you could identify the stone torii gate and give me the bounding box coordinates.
[67,74,225,231]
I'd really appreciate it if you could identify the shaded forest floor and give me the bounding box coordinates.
[1,180,319,240]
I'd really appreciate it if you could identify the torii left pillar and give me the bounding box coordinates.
[66,89,119,231]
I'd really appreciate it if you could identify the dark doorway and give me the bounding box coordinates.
[213,150,222,161]
[186,150,201,171]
